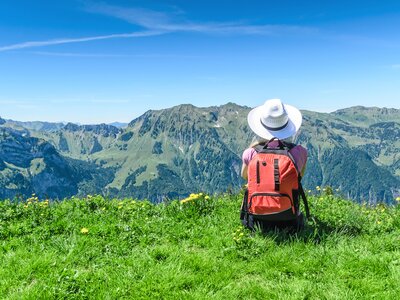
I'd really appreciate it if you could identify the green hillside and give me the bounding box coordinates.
[1,191,400,299]
[1,104,399,203]
[0,127,115,199]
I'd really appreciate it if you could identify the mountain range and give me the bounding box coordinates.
[1,104,399,204]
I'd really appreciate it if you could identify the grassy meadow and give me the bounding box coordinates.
[1,190,400,299]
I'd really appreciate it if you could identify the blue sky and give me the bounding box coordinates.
[1,0,400,123]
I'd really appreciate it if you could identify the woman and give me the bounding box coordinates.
[241,99,307,179]
[240,99,308,230]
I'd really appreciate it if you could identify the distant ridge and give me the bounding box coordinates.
[1,103,399,203]
[3,119,65,132]
[109,122,128,128]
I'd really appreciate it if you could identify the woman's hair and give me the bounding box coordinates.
[249,136,268,148]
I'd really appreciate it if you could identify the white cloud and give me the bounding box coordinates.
[85,2,316,36]
[0,3,315,53]
[0,30,163,52]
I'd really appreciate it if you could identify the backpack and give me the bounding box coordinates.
[240,137,310,231]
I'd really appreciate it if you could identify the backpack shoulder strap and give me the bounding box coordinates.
[254,137,292,153]
[282,141,296,150]
[298,179,310,219]
[254,143,266,153]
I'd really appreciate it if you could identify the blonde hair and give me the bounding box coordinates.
[249,136,268,148]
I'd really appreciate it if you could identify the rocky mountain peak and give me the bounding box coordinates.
[63,123,120,137]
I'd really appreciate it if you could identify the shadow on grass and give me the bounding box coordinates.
[254,216,363,244]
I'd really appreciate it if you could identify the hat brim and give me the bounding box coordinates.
[247,104,302,140]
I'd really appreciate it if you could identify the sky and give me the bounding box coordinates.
[1,0,400,124]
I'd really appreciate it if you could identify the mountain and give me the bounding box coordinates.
[109,122,128,128]
[31,123,122,160]
[0,126,114,199]
[3,119,65,132]
[0,104,399,203]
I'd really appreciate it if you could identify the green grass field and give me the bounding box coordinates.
[1,191,400,299]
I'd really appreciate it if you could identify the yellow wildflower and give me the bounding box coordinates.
[396,197,400,202]
[316,186,321,191]
[80,228,89,234]
[205,196,210,200]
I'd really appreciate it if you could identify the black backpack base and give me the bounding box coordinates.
[241,211,305,233]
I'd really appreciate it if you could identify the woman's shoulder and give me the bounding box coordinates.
[242,147,257,158]
[242,147,257,165]
[289,144,308,169]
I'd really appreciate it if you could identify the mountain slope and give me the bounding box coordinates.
[1,105,399,203]
[3,119,65,132]
[0,127,114,199]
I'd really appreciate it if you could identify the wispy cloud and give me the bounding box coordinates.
[85,2,316,36]
[0,2,315,53]
[0,30,162,52]
[29,51,201,59]
[391,64,400,69]
[29,51,139,58]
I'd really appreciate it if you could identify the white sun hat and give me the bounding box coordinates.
[247,99,302,140]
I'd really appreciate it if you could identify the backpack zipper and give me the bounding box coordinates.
[256,160,260,184]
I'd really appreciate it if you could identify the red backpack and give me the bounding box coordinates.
[240,138,310,230]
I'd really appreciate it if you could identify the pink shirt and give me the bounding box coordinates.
[242,141,308,173]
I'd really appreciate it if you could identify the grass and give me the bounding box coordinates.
[1,191,400,299]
